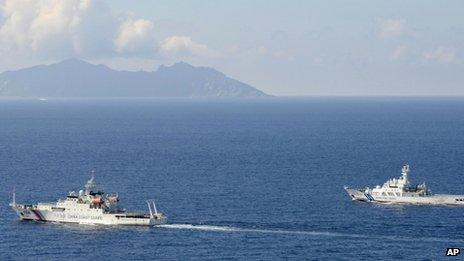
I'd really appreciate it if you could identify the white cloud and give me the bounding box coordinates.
[0,0,117,58]
[423,46,456,63]
[378,19,405,39]
[160,36,214,58]
[114,18,155,55]
[0,0,216,66]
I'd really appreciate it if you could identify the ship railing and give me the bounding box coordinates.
[37,202,55,207]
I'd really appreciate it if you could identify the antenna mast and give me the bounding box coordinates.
[12,187,16,205]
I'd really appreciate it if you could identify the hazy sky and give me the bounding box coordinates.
[0,0,463,96]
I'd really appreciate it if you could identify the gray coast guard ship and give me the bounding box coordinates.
[344,165,464,205]
[10,175,166,226]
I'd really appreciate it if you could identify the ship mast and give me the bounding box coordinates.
[12,187,16,206]
[400,164,410,188]
[85,171,97,195]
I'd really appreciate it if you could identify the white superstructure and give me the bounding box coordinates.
[10,175,166,226]
[344,165,464,205]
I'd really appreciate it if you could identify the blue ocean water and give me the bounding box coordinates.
[1,97,464,260]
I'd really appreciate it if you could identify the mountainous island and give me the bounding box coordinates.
[0,59,269,98]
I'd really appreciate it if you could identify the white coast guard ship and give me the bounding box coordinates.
[10,175,166,226]
[344,165,464,205]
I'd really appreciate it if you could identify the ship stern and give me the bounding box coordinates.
[149,213,167,226]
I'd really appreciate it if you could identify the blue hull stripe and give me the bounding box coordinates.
[364,193,375,201]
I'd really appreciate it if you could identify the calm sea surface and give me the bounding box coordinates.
[1,98,464,260]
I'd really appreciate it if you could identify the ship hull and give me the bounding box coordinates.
[344,188,372,202]
[344,188,464,206]
[10,204,166,226]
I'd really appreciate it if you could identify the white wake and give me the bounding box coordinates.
[157,224,364,237]
[157,224,237,232]
[156,223,464,243]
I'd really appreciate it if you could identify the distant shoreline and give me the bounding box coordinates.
[1,96,464,101]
